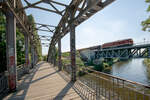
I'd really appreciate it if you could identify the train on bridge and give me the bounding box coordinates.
[101,38,134,49]
[79,38,134,64]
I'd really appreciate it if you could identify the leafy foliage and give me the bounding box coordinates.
[28,14,42,60]
[141,0,150,31]
[0,13,42,73]
[0,12,25,73]
[0,13,7,73]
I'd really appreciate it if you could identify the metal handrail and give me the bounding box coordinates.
[134,41,150,46]
[17,64,24,69]
[78,67,150,100]
[84,67,150,89]
[62,64,150,88]
[0,75,8,94]
[17,64,25,79]
[61,64,150,100]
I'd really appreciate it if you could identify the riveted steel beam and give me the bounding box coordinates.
[43,0,68,7]
[25,35,29,73]
[48,0,115,56]
[95,44,150,59]
[5,0,39,54]
[58,38,62,71]
[5,0,17,91]
[17,0,43,12]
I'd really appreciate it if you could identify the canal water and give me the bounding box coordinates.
[111,59,150,86]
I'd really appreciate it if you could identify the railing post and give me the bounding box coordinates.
[47,48,52,63]
[5,0,17,91]
[50,49,52,64]
[48,49,52,64]
[34,51,36,65]
[70,11,76,82]
[53,47,56,66]
[51,48,53,65]
[51,46,56,66]
[34,50,37,65]
[25,35,29,72]
[58,38,62,71]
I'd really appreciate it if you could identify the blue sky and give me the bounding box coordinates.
[24,0,150,55]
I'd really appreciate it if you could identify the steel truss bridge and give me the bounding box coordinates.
[95,44,150,59]
[1,0,150,99]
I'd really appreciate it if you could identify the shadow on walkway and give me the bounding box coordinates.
[4,61,46,100]
[53,81,74,100]
[30,70,58,84]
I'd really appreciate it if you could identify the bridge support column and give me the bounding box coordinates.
[34,51,36,65]
[52,47,56,66]
[25,35,29,72]
[48,53,52,63]
[54,47,56,66]
[70,23,76,82]
[58,39,62,71]
[34,50,37,65]
[6,3,17,91]
[50,49,53,64]
[48,49,52,64]
[31,46,34,68]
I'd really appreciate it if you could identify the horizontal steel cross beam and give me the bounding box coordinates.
[48,0,115,58]
[95,44,150,59]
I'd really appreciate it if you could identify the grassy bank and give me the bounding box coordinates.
[61,52,117,73]
[62,51,84,66]
[143,58,150,67]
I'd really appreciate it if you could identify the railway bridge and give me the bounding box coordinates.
[95,43,150,59]
[0,0,150,100]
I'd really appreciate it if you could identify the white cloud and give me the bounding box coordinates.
[61,19,128,52]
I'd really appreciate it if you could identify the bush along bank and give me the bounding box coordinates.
[90,58,120,73]
[143,58,150,67]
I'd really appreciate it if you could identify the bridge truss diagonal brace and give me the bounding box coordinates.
[48,0,115,53]
[95,45,150,59]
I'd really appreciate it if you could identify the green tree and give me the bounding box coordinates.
[28,14,42,60]
[142,0,150,67]
[142,0,150,31]
[0,12,7,73]
[0,13,42,73]
[0,12,25,73]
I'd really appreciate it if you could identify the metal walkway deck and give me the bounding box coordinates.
[4,62,82,100]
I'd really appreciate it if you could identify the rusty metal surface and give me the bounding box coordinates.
[1,0,115,62]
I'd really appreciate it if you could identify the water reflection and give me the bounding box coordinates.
[111,59,150,86]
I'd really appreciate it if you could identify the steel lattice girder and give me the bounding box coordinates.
[48,0,115,57]
[50,0,115,45]
[1,0,115,58]
[95,44,150,59]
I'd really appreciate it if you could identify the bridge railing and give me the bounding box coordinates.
[17,63,33,80]
[17,64,25,80]
[0,75,8,96]
[134,41,150,46]
[61,64,150,100]
[0,64,25,96]
[79,67,150,100]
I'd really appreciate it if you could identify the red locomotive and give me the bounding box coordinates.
[102,38,133,49]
